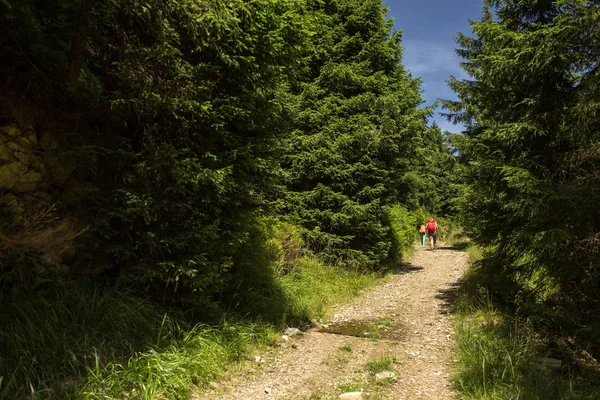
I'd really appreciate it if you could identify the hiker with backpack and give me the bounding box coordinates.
[426,217,438,249]
[419,223,427,246]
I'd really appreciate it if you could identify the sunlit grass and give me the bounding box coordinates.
[279,256,384,322]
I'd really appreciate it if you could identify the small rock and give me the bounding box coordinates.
[530,356,562,371]
[264,387,271,394]
[254,355,264,363]
[284,327,302,336]
[281,335,289,341]
[339,392,363,400]
[291,343,298,349]
[375,371,397,381]
[434,371,443,376]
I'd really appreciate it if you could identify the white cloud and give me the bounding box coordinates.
[401,39,470,132]
[403,39,469,81]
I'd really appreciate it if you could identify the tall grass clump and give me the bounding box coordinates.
[279,256,381,322]
[0,284,276,399]
[453,248,600,400]
[80,321,275,399]
[0,285,174,399]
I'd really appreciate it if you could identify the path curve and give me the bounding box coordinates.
[198,245,468,400]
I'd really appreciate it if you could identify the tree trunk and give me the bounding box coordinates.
[68,0,96,89]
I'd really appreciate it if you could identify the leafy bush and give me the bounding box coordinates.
[223,216,383,324]
[387,205,423,263]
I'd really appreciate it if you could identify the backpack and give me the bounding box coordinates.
[427,220,436,232]
[419,225,426,233]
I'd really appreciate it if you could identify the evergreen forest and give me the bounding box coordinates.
[0,0,598,398]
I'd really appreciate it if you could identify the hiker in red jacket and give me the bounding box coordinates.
[426,218,438,250]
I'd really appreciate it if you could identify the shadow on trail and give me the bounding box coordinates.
[388,261,424,275]
[435,282,462,315]
[435,243,470,251]
[434,244,469,315]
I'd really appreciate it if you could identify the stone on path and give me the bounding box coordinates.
[339,392,363,400]
[284,327,302,336]
[529,356,562,371]
[375,371,397,381]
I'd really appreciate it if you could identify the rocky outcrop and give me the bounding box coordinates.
[0,123,76,216]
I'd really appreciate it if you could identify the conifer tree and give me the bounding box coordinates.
[0,0,309,304]
[445,0,600,336]
[283,0,429,268]
[411,123,458,216]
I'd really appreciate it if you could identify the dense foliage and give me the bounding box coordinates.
[445,0,600,345]
[0,0,453,301]
[282,0,444,268]
[0,0,459,396]
[2,0,309,306]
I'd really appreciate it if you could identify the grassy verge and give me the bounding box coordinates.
[0,256,388,399]
[278,256,383,322]
[0,285,277,400]
[452,247,600,400]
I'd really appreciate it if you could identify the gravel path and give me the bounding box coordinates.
[197,245,468,400]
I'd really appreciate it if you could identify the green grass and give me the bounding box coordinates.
[0,216,399,399]
[337,382,363,393]
[366,356,395,376]
[443,227,471,249]
[0,255,387,399]
[0,285,278,400]
[0,285,174,399]
[452,247,600,400]
[279,256,384,322]
[81,321,276,399]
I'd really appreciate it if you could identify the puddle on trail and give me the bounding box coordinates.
[316,318,406,341]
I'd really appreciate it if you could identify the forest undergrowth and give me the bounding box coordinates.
[451,243,600,400]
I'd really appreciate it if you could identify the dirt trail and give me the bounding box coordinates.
[198,245,468,400]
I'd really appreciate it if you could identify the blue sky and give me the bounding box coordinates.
[384,0,484,133]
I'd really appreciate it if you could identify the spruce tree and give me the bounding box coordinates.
[445,0,600,338]
[0,0,309,305]
[283,0,429,268]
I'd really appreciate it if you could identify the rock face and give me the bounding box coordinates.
[0,123,77,216]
